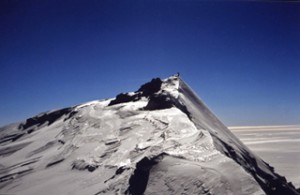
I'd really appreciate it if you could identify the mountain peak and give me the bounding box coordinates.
[108,75,180,107]
[0,75,299,195]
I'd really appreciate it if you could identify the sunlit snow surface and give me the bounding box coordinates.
[231,125,300,188]
[0,76,298,195]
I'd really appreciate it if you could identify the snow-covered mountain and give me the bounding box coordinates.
[0,75,299,195]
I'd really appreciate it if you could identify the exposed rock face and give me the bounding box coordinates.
[19,107,76,130]
[137,78,162,97]
[0,75,299,195]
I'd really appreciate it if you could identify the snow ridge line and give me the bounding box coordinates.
[177,77,300,195]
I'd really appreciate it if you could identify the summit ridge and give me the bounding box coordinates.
[0,75,299,195]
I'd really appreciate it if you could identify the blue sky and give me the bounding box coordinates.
[1,0,300,126]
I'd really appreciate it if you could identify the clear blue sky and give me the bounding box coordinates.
[1,0,300,126]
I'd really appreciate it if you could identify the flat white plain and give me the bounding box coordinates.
[230,125,300,188]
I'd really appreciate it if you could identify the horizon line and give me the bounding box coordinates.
[228,125,300,131]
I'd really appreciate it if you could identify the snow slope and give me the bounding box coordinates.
[0,75,299,195]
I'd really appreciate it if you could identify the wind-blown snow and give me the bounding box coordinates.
[0,75,299,195]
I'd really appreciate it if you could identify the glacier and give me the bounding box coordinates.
[0,75,299,195]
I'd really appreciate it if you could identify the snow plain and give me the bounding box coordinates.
[231,125,300,188]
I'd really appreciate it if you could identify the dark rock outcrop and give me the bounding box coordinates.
[137,78,162,97]
[108,78,163,107]
[19,107,74,130]
[108,93,139,106]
